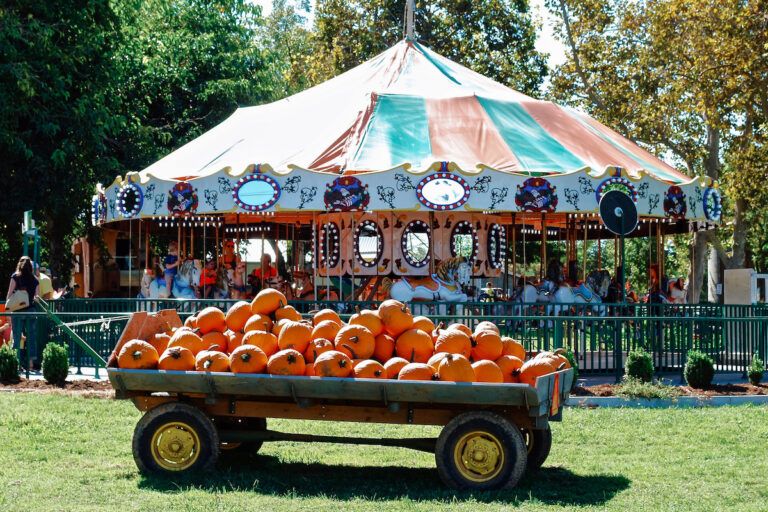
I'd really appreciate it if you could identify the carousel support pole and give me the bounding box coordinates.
[504,224,510,296]
[350,213,356,302]
[128,219,133,298]
[540,214,547,280]
[215,217,220,267]
[190,224,194,260]
[597,232,602,270]
[260,224,266,291]
[511,218,516,292]
[203,220,207,298]
[614,234,618,272]
[145,219,150,271]
[312,212,318,302]
[429,212,435,276]
[582,218,588,280]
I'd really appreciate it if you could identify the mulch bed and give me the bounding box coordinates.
[572,383,768,397]
[0,378,114,398]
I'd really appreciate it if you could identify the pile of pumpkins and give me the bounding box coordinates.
[117,289,569,386]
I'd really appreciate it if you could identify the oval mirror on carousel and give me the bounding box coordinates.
[450,220,477,260]
[317,222,341,268]
[401,220,430,268]
[417,173,470,210]
[233,174,280,211]
[355,220,383,267]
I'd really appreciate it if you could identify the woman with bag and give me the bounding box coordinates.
[6,256,40,369]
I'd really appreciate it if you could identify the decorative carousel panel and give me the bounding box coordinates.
[484,221,506,278]
[315,214,343,277]
[348,212,391,276]
[232,173,280,211]
[393,212,432,276]
[116,181,144,218]
[416,171,470,211]
[437,212,479,269]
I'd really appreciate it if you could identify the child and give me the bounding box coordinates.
[200,259,217,298]
[164,241,179,296]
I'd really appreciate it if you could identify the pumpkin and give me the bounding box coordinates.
[271,318,290,337]
[447,323,472,337]
[427,352,450,371]
[303,338,334,363]
[349,309,384,336]
[472,360,504,383]
[229,345,268,374]
[474,321,500,335]
[312,308,342,326]
[351,358,366,368]
[167,330,207,356]
[411,315,436,334]
[304,363,316,376]
[334,324,375,360]
[471,330,503,361]
[158,346,195,371]
[118,340,159,369]
[196,307,227,334]
[354,360,386,379]
[243,313,274,334]
[372,333,395,363]
[436,353,475,382]
[277,320,313,354]
[195,347,230,372]
[395,328,434,363]
[267,349,306,376]
[251,288,287,315]
[275,304,302,322]
[398,362,437,381]
[201,331,229,353]
[495,355,524,383]
[311,319,341,342]
[313,350,353,378]
[501,336,526,360]
[226,330,245,353]
[184,315,198,329]
[225,301,252,332]
[242,330,279,357]
[148,333,170,355]
[434,330,471,358]
[384,357,409,379]
[518,358,558,387]
[378,299,413,337]
[551,348,572,369]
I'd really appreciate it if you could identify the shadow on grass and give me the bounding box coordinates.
[138,454,630,505]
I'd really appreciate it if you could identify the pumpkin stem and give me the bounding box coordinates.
[409,348,415,363]
[350,336,359,343]
[203,359,212,370]
[240,353,251,363]
[374,370,382,377]
[132,350,143,360]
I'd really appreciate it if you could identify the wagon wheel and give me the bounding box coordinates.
[133,402,219,474]
[435,411,527,490]
[521,426,552,471]
[215,416,267,456]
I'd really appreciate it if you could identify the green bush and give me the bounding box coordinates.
[615,376,683,399]
[563,349,579,390]
[684,350,715,389]
[42,342,69,386]
[748,354,764,386]
[0,344,20,383]
[625,349,654,383]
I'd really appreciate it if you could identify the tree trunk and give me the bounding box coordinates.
[686,231,708,303]
[707,246,722,303]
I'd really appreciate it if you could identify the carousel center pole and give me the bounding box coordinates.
[404,0,415,39]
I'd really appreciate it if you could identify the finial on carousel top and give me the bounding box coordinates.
[405,0,415,40]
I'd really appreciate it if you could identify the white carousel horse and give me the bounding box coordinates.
[173,259,202,299]
[511,259,564,316]
[389,257,471,314]
[553,269,611,315]
[148,276,171,299]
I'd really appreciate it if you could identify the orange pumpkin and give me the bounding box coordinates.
[243,313,274,334]
[312,308,342,326]
[447,323,473,337]
[251,288,287,315]
[378,299,413,337]
[311,319,341,342]
[304,363,316,376]
[354,359,386,379]
[495,355,524,383]
[313,350,353,378]
[334,324,375,360]
[349,309,384,337]
[436,353,475,382]
[229,345,268,374]
[472,360,504,383]
[384,357,409,379]
[195,347,230,372]
[518,358,557,387]
[158,346,195,371]
[471,330,503,361]
[271,318,290,337]
[351,358,365,368]
[226,330,245,353]
[167,330,207,356]
[196,307,227,334]
[274,304,302,322]
[184,315,198,329]
[242,330,279,357]
[372,333,395,363]
[267,349,306,376]
[303,338,334,363]
[118,340,159,369]
[201,331,229,353]
[148,333,171,355]
[395,328,434,363]
[411,315,436,334]
[225,301,252,332]
[398,362,437,381]
[427,352,450,371]
[434,329,471,358]
[473,321,500,335]
[277,320,313,353]
[501,336,526,360]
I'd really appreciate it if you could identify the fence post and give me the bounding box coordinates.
[614,317,622,383]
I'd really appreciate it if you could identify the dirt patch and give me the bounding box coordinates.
[0,378,114,398]
[572,382,768,397]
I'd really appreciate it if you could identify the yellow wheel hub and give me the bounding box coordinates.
[454,431,504,482]
[150,421,201,471]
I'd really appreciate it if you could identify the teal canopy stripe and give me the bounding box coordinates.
[478,98,586,174]
[351,94,432,169]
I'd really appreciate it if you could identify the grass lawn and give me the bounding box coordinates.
[0,394,766,511]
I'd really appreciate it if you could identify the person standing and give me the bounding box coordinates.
[164,241,180,297]
[6,256,40,369]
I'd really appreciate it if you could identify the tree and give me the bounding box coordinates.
[547,0,768,302]
[310,0,548,96]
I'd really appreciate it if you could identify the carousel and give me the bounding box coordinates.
[79,37,722,311]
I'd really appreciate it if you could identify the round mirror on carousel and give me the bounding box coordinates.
[116,182,144,218]
[317,222,340,268]
[416,172,470,210]
[450,220,478,260]
[355,220,383,267]
[233,174,281,211]
[401,220,430,268]
[487,223,506,270]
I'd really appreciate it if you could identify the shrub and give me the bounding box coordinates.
[563,349,579,390]
[615,376,682,399]
[42,342,69,386]
[748,354,764,386]
[0,344,20,383]
[684,350,715,389]
[625,349,654,383]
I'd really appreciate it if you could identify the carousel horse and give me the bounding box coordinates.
[552,269,612,314]
[511,259,564,316]
[173,259,202,299]
[139,268,171,299]
[388,257,471,314]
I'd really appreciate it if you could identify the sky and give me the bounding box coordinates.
[252,0,567,69]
